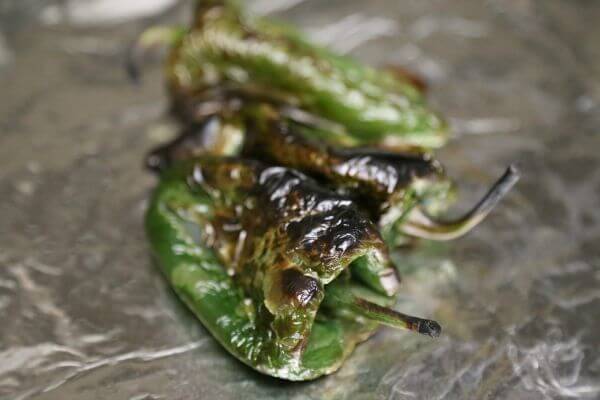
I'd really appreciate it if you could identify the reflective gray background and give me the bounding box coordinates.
[1,1,599,399]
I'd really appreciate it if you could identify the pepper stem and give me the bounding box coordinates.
[351,298,441,337]
[401,165,520,241]
[323,283,441,337]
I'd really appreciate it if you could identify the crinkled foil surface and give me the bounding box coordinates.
[1,1,599,399]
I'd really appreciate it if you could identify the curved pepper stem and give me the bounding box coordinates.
[401,165,520,241]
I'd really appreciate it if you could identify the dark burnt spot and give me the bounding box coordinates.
[285,208,376,269]
[419,319,441,337]
[280,269,319,306]
[256,166,353,221]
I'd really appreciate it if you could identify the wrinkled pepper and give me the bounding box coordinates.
[146,157,440,380]
[142,0,519,381]
[148,106,519,246]
[165,0,447,149]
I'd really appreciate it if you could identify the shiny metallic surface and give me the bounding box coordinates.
[1,0,599,398]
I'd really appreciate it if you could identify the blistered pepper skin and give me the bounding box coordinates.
[147,107,454,245]
[146,158,399,380]
[240,106,453,241]
[167,0,447,149]
[143,0,518,381]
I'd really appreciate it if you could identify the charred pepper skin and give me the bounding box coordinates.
[147,107,455,245]
[167,0,447,149]
[239,106,452,242]
[148,106,518,246]
[142,0,519,382]
[146,157,402,380]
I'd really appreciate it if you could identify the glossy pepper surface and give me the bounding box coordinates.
[146,157,442,380]
[149,106,519,246]
[142,0,519,382]
[166,0,447,149]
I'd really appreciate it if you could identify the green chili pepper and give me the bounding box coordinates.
[242,106,520,244]
[140,0,520,382]
[165,0,447,149]
[146,157,440,380]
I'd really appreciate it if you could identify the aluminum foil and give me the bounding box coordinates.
[1,1,599,399]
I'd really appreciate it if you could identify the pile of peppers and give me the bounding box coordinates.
[141,0,519,381]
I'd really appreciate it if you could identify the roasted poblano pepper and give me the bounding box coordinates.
[164,0,447,149]
[146,157,440,380]
[148,106,519,246]
[142,0,519,381]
